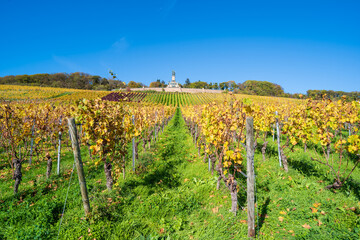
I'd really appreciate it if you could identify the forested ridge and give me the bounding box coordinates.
[1,73,359,100]
[0,72,125,91]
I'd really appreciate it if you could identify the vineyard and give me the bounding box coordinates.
[1,85,300,106]
[141,91,300,106]
[0,85,109,101]
[0,87,360,239]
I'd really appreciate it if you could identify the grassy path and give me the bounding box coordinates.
[101,108,244,239]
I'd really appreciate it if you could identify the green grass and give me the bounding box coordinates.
[251,138,360,239]
[1,109,360,239]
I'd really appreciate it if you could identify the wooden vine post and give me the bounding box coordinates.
[208,156,211,172]
[29,119,35,165]
[68,118,90,216]
[194,124,198,144]
[57,117,62,175]
[132,115,136,172]
[246,116,255,238]
[275,111,282,167]
[154,112,158,142]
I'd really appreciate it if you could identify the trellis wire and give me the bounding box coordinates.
[57,161,75,240]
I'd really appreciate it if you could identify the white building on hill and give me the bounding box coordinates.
[167,70,180,88]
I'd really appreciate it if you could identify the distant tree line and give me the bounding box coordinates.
[306,90,360,101]
[149,79,167,88]
[179,79,359,100]
[1,73,358,100]
[180,79,286,96]
[127,81,145,88]
[0,72,127,90]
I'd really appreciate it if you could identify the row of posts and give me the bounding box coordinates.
[28,111,351,176]
[66,114,163,216]
[27,112,163,174]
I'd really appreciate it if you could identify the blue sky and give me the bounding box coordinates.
[1,0,359,93]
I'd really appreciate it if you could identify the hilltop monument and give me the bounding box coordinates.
[167,70,180,88]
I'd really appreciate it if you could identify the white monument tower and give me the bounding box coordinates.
[167,70,180,88]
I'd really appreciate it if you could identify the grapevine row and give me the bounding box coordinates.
[181,97,360,213]
[0,98,175,194]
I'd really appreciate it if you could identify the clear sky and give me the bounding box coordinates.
[1,0,359,93]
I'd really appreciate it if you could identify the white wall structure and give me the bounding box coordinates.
[167,70,180,88]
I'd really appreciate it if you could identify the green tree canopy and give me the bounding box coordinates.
[189,80,209,89]
[238,80,284,96]
[127,81,143,88]
[149,79,166,88]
